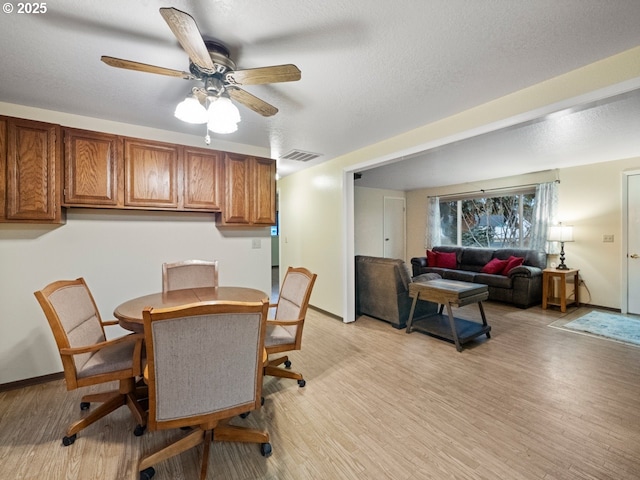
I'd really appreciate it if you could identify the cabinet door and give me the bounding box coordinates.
[220,152,251,223]
[251,156,276,225]
[124,138,179,208]
[64,128,120,206]
[5,118,62,222]
[183,147,222,211]
[0,117,6,218]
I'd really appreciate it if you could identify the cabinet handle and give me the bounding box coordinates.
[630,253,639,259]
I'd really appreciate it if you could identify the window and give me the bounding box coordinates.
[439,191,535,248]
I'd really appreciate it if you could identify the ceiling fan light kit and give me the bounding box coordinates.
[101,7,301,139]
[206,96,241,134]
[174,92,208,124]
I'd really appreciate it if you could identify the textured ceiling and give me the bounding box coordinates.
[355,88,640,190]
[1,0,640,182]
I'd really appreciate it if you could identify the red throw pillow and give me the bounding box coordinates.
[503,256,524,274]
[426,249,438,266]
[482,258,508,275]
[426,250,457,268]
[437,251,457,269]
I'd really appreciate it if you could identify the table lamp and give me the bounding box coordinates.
[548,224,574,270]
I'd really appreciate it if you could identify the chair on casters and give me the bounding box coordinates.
[34,277,146,446]
[138,300,271,480]
[264,267,317,388]
[162,259,219,293]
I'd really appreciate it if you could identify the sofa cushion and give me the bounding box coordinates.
[482,258,508,275]
[503,256,525,274]
[442,270,477,282]
[474,273,513,288]
[460,248,494,271]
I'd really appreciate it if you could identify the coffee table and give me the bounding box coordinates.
[406,279,491,352]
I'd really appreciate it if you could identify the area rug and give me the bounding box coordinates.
[551,310,640,346]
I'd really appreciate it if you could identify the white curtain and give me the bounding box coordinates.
[529,181,559,253]
[425,196,441,249]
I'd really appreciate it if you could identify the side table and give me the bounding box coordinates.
[542,268,579,312]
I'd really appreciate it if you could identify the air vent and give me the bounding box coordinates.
[280,149,321,162]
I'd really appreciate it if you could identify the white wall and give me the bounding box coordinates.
[0,105,273,384]
[354,186,406,258]
[278,46,640,321]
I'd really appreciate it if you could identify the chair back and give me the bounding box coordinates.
[162,259,219,293]
[34,278,107,384]
[272,267,317,348]
[142,300,269,431]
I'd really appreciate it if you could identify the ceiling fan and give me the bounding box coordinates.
[101,7,301,134]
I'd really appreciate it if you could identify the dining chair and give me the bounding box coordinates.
[138,299,271,480]
[161,259,219,293]
[34,277,146,446]
[264,266,317,387]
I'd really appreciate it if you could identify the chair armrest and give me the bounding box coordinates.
[508,266,542,278]
[101,319,119,327]
[60,332,144,356]
[267,318,304,327]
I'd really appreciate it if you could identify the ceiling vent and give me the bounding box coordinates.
[280,149,321,162]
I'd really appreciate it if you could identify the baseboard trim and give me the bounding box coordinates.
[0,372,64,393]
[309,304,343,322]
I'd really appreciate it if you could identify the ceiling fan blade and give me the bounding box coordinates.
[227,88,278,117]
[159,7,215,74]
[101,56,194,79]
[225,64,301,86]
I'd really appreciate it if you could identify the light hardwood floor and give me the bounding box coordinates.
[2,302,640,479]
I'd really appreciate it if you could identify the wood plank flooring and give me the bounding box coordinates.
[1,302,640,479]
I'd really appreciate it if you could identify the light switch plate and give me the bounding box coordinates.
[252,238,261,249]
[603,234,614,243]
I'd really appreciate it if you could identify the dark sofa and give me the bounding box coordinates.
[411,246,547,308]
[355,255,439,329]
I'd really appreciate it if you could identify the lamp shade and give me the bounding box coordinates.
[548,224,574,242]
[174,94,208,124]
[207,96,241,134]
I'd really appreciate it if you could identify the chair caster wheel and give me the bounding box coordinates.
[62,434,76,446]
[80,402,90,410]
[133,424,146,436]
[284,360,292,369]
[261,442,272,457]
[297,379,306,387]
[140,467,155,480]
[239,412,250,419]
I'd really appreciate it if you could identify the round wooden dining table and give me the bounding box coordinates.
[113,286,270,333]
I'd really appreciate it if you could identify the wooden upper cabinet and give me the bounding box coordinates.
[2,117,63,223]
[218,153,276,226]
[220,152,252,224]
[64,128,120,206]
[124,138,179,208]
[183,147,222,211]
[251,156,277,225]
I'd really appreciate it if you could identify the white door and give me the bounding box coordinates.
[383,197,405,260]
[627,174,640,314]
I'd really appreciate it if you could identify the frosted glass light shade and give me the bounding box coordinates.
[174,95,208,124]
[207,97,241,134]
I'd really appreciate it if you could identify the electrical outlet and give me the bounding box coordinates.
[603,234,614,243]
[252,238,261,249]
